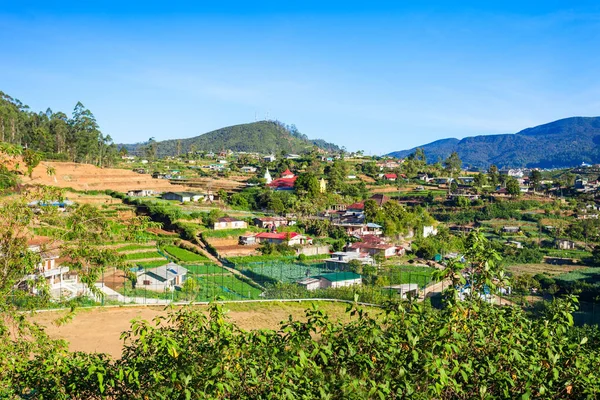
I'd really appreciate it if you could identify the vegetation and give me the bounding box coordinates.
[0,91,119,166]
[122,120,340,156]
[388,116,600,168]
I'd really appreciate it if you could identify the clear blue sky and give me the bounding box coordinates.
[2,1,600,154]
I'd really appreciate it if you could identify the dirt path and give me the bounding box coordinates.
[30,301,362,358]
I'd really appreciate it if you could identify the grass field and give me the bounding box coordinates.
[240,261,332,284]
[135,260,170,268]
[124,251,164,261]
[185,264,225,275]
[163,245,207,262]
[555,268,600,283]
[117,244,157,252]
[387,265,436,286]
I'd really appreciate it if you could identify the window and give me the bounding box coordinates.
[143,280,151,286]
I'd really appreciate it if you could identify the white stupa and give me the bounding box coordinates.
[264,168,273,184]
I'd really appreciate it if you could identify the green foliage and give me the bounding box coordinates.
[123,120,340,156]
[162,245,207,262]
[387,116,600,168]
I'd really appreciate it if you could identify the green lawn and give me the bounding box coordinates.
[163,245,207,262]
[386,265,436,286]
[555,268,600,284]
[135,260,170,268]
[125,251,164,261]
[117,244,157,252]
[185,264,225,275]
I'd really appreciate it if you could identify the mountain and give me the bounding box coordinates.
[387,117,600,168]
[123,121,340,156]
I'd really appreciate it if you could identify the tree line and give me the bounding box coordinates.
[0,91,119,166]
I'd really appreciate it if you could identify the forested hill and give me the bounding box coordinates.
[388,116,600,168]
[0,91,118,166]
[122,121,340,156]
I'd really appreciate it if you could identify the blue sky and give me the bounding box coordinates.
[2,1,600,154]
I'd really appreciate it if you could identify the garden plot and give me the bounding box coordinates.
[238,261,332,285]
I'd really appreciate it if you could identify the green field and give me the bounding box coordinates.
[117,244,157,252]
[386,265,436,286]
[555,268,600,283]
[125,251,164,261]
[239,261,333,284]
[185,264,225,275]
[163,245,207,262]
[135,260,170,268]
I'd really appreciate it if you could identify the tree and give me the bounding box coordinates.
[444,152,462,176]
[488,164,499,186]
[22,148,41,178]
[506,177,521,197]
[474,172,487,188]
[294,172,320,199]
[529,170,542,191]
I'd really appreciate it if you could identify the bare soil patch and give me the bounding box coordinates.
[31,301,365,358]
[507,263,586,277]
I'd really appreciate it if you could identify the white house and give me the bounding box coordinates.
[137,263,188,291]
[127,189,154,197]
[162,192,204,202]
[241,166,257,173]
[213,217,248,230]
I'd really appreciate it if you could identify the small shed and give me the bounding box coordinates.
[317,272,362,289]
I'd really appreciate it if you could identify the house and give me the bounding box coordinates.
[500,169,524,178]
[127,189,154,197]
[137,263,188,291]
[297,272,362,291]
[502,226,520,234]
[555,239,576,250]
[317,272,362,288]
[347,202,365,212]
[24,238,72,292]
[435,177,453,185]
[383,173,397,182]
[296,277,322,291]
[241,166,257,173]
[162,192,204,202]
[417,173,432,182]
[255,232,312,246]
[263,155,276,163]
[268,170,297,191]
[347,174,357,180]
[346,237,397,258]
[213,217,248,230]
[253,216,288,229]
[369,194,390,206]
[238,234,257,245]
[383,283,420,299]
[285,154,301,160]
[325,252,374,269]
[458,176,475,184]
[575,179,589,189]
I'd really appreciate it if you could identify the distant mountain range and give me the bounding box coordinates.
[387,117,600,168]
[122,121,340,156]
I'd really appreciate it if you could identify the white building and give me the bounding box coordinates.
[137,263,188,292]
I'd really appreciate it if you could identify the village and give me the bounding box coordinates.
[15,147,600,313]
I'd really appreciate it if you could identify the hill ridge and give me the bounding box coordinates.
[387,116,600,168]
[122,120,340,156]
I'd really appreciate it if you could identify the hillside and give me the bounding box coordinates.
[24,161,191,193]
[123,121,340,156]
[388,116,600,168]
